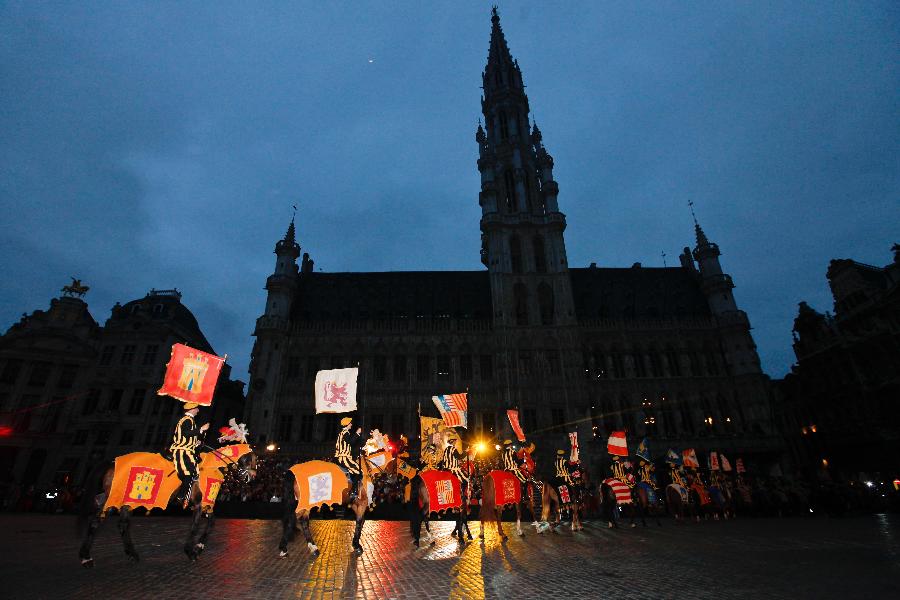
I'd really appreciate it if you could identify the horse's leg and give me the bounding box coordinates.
[463,505,473,540]
[516,502,523,536]
[301,513,319,557]
[79,511,103,566]
[183,505,203,561]
[198,512,215,552]
[278,506,295,557]
[351,505,365,555]
[496,505,507,541]
[117,506,140,562]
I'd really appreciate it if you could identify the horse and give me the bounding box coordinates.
[278,454,376,558]
[77,444,257,566]
[688,472,717,521]
[600,475,640,528]
[480,470,527,540]
[632,481,663,527]
[536,479,571,533]
[409,470,471,547]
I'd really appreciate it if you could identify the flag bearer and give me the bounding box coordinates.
[171,402,209,507]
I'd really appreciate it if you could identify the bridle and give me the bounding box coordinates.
[200,443,255,484]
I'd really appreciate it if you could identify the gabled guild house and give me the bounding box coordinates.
[245,9,780,479]
[0,287,244,495]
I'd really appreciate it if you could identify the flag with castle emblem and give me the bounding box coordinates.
[314,368,358,414]
[157,343,226,406]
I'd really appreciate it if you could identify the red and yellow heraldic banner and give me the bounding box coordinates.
[157,343,226,406]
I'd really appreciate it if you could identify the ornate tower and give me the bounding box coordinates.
[692,219,762,376]
[246,217,300,443]
[477,8,575,330]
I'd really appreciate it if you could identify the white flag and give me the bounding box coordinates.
[569,431,579,463]
[314,368,358,413]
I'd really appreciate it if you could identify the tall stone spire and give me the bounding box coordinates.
[476,8,574,331]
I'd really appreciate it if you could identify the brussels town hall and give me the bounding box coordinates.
[246,10,779,477]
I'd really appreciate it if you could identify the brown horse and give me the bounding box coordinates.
[479,471,526,540]
[409,472,471,547]
[534,481,567,533]
[77,444,257,566]
[278,457,374,558]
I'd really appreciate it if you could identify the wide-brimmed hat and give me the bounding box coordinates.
[556,449,565,455]
[503,439,512,445]
[184,402,199,410]
[340,417,352,426]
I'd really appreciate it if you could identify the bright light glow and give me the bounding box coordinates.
[495,444,501,451]
[266,443,276,452]
[475,442,486,454]
[865,481,874,488]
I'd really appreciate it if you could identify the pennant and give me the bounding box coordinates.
[569,432,579,462]
[507,409,526,442]
[682,448,700,468]
[432,393,468,428]
[736,458,746,473]
[314,368,358,413]
[720,454,732,472]
[157,343,226,407]
[607,431,628,456]
[635,437,651,462]
[665,448,682,465]
[709,451,720,471]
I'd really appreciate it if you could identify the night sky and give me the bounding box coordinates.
[2,2,897,381]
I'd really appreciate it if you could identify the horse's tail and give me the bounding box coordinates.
[76,461,111,538]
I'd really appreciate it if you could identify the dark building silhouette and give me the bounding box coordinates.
[778,245,900,479]
[0,288,244,496]
[246,9,780,479]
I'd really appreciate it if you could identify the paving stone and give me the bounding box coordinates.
[0,514,897,599]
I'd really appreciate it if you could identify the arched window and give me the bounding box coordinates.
[514,282,528,326]
[499,109,509,141]
[523,172,533,212]
[503,170,516,213]
[533,235,547,273]
[510,235,523,273]
[537,283,554,325]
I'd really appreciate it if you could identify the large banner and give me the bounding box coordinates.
[157,343,226,407]
[420,416,461,469]
[314,368,358,413]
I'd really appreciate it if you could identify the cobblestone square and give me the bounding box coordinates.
[1,513,898,599]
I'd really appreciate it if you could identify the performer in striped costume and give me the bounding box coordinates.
[334,416,362,499]
[554,449,574,487]
[501,440,526,483]
[170,402,209,507]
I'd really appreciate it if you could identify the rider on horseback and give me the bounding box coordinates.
[334,416,363,500]
[501,440,527,484]
[171,402,209,508]
[554,449,574,488]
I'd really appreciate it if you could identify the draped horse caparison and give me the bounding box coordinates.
[77,444,257,566]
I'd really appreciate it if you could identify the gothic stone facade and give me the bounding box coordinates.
[0,289,244,495]
[777,246,900,479]
[246,10,779,480]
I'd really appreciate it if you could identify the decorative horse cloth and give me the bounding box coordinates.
[103,452,182,514]
[557,484,572,504]
[289,460,349,513]
[418,469,462,514]
[197,444,252,511]
[636,481,658,504]
[691,481,712,506]
[488,470,521,507]
[668,483,689,504]
[603,478,633,505]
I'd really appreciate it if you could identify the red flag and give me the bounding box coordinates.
[157,343,225,407]
[682,448,700,468]
[507,409,526,442]
[607,431,628,456]
[569,432,579,462]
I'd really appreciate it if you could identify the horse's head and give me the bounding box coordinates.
[227,451,258,484]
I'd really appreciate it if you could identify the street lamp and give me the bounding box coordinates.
[266,443,276,452]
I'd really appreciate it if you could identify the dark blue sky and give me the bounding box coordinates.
[2,2,898,381]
